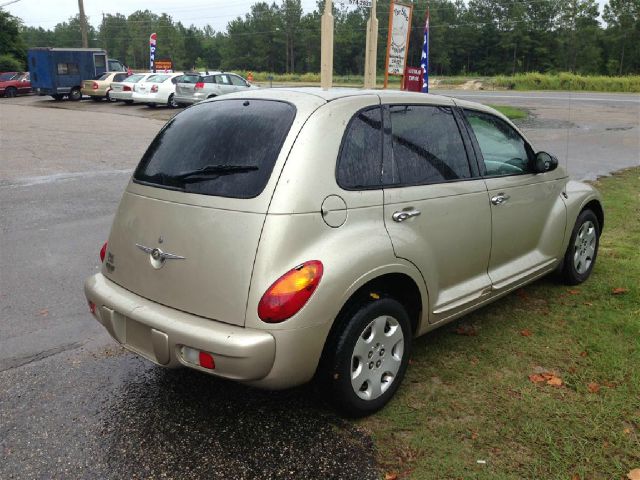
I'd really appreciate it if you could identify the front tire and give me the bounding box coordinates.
[5,87,17,98]
[561,209,600,285]
[167,94,177,108]
[320,297,412,417]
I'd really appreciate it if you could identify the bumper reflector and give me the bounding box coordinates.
[181,346,215,370]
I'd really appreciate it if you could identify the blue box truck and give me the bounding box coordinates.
[28,48,125,101]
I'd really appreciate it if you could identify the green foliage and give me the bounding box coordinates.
[494,72,640,92]
[13,0,640,75]
[0,53,24,71]
[0,10,26,64]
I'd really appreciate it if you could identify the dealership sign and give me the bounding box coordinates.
[386,2,413,75]
[149,33,157,71]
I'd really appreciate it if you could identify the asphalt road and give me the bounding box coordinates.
[0,90,638,479]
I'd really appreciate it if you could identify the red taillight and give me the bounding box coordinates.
[194,82,204,89]
[199,352,215,369]
[99,241,108,263]
[88,300,96,315]
[123,85,131,91]
[92,82,98,90]
[258,261,323,323]
[151,84,158,93]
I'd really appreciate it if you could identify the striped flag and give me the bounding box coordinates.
[421,8,430,93]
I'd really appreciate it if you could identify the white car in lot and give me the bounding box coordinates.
[110,73,155,104]
[131,73,184,108]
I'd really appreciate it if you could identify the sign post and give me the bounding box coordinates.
[363,0,378,89]
[384,1,413,89]
[149,33,157,73]
[320,0,334,90]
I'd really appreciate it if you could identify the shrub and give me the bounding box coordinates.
[0,54,24,72]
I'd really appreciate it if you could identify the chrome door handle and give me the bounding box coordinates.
[392,209,421,222]
[490,193,510,206]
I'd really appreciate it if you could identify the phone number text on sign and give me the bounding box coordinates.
[337,0,372,8]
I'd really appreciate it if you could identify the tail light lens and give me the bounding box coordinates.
[99,241,108,263]
[92,82,98,90]
[258,261,323,323]
[151,84,158,93]
[195,82,204,90]
[123,85,131,91]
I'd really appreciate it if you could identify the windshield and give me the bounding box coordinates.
[0,73,19,81]
[124,74,144,83]
[134,99,296,198]
[180,74,200,84]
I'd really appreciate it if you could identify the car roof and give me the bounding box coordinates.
[214,87,500,117]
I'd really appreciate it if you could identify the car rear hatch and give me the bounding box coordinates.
[103,96,317,327]
[175,73,200,97]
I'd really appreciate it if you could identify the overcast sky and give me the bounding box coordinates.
[5,0,609,34]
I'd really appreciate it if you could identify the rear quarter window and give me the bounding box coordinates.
[134,99,296,199]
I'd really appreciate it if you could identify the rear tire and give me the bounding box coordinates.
[91,96,102,102]
[168,94,177,108]
[319,297,412,417]
[5,87,17,98]
[51,94,64,101]
[561,209,600,285]
[147,103,156,108]
[68,88,82,101]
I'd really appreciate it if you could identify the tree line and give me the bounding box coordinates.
[2,0,639,76]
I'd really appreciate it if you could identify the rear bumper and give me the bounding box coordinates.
[84,273,276,382]
[173,93,197,105]
[81,88,107,97]
[132,93,164,104]
[110,91,133,101]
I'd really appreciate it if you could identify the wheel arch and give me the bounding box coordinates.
[583,199,604,234]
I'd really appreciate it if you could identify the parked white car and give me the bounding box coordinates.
[131,73,184,108]
[110,73,155,104]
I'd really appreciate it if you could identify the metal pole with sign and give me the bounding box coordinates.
[383,1,413,89]
[149,33,157,73]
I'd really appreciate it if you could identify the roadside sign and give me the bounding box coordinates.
[385,2,413,76]
[403,66,422,91]
[155,59,173,71]
[336,0,372,8]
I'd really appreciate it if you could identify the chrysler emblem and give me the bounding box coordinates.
[136,243,185,269]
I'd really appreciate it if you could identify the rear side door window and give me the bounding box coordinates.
[464,109,533,176]
[386,105,472,186]
[336,107,383,189]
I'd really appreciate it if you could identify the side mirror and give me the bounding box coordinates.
[534,151,558,173]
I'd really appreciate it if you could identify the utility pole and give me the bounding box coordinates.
[320,0,334,90]
[363,0,378,89]
[78,0,89,48]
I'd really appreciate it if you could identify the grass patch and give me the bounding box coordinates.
[360,168,640,479]
[494,72,640,93]
[487,104,528,120]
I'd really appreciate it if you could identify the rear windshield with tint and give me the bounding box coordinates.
[134,99,296,198]
[147,74,169,83]
[124,74,144,83]
[180,74,200,84]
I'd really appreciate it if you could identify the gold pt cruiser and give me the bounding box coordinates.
[85,88,603,416]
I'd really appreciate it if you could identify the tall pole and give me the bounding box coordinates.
[320,0,334,90]
[78,0,89,48]
[363,0,378,89]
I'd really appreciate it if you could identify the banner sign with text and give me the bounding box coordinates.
[149,33,157,72]
[155,58,173,72]
[336,0,372,8]
[385,2,413,76]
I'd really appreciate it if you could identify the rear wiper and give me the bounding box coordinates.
[174,164,258,181]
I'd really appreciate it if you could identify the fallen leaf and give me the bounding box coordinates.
[520,329,533,337]
[470,357,479,366]
[385,473,398,480]
[603,381,617,388]
[568,289,580,295]
[571,474,581,480]
[529,374,546,383]
[628,469,640,480]
[568,366,577,374]
[612,287,629,295]
[471,431,479,440]
[38,309,48,316]
[624,428,632,435]
[546,376,563,387]
[583,302,593,306]
[455,325,477,336]
[587,382,600,393]
[580,351,588,357]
